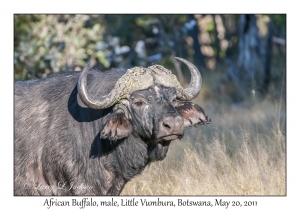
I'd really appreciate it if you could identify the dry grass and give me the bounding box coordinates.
[121,78,286,195]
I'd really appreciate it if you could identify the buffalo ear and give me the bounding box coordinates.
[175,102,211,128]
[100,109,132,141]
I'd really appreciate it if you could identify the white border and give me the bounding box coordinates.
[2,1,296,209]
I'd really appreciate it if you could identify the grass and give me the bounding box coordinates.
[121,65,286,196]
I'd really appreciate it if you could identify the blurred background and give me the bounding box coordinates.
[14,14,286,103]
[14,14,286,195]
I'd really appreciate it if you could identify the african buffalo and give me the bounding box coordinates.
[14,57,210,195]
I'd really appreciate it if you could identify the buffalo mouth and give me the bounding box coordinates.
[157,134,183,146]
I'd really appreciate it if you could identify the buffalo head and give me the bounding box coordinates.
[78,57,211,161]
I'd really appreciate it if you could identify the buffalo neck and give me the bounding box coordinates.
[87,134,150,195]
[93,134,150,178]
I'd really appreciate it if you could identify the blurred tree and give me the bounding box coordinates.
[263,19,273,92]
[187,14,205,69]
[224,15,273,101]
[14,14,286,103]
[14,15,108,80]
[237,14,265,89]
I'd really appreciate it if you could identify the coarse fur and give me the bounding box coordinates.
[14,68,210,195]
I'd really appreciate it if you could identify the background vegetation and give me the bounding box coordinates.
[14,14,286,195]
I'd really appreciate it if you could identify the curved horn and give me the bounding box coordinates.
[77,62,120,109]
[175,57,202,101]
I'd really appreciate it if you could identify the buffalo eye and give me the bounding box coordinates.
[134,101,145,107]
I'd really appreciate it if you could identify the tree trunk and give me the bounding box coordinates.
[188,14,206,69]
[263,20,273,92]
[225,15,266,102]
[230,15,265,94]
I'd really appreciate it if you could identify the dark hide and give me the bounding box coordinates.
[14,68,210,196]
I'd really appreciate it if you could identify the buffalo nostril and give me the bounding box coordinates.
[163,122,171,130]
